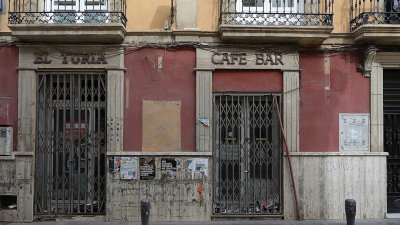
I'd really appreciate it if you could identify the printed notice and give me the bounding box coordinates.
[161,158,177,180]
[140,157,156,180]
[187,158,208,179]
[120,157,138,180]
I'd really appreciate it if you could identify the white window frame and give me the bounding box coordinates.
[235,0,303,13]
[45,0,109,23]
[234,0,305,25]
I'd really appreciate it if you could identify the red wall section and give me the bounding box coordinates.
[124,48,196,152]
[299,52,369,152]
[213,70,283,92]
[0,46,19,151]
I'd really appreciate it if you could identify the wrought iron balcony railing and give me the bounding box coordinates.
[8,0,127,26]
[219,0,333,26]
[351,0,400,31]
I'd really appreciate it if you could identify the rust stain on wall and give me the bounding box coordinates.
[142,100,181,152]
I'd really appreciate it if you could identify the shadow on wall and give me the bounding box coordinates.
[150,6,172,30]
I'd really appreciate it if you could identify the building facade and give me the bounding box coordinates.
[0,0,396,222]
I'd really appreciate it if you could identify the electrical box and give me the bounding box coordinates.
[339,113,370,151]
[0,127,13,156]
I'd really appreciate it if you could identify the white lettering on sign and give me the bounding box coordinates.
[34,52,108,64]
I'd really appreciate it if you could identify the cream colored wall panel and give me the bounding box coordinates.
[283,71,299,152]
[107,70,124,152]
[176,0,198,29]
[18,69,36,152]
[284,153,387,220]
[196,70,212,152]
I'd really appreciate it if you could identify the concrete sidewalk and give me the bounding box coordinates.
[4,219,400,225]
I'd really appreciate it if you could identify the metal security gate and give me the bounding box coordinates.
[213,94,282,215]
[384,70,400,213]
[35,72,107,214]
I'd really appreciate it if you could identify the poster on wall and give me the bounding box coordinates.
[161,158,177,180]
[114,157,121,171]
[120,157,138,180]
[139,157,156,180]
[187,158,208,179]
[108,156,121,173]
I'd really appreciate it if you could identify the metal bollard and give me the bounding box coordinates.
[141,199,150,225]
[345,199,356,225]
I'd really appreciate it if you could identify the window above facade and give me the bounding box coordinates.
[8,0,127,26]
[220,0,333,26]
[351,0,400,45]
[351,0,400,30]
[219,0,334,44]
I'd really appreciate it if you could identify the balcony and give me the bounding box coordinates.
[219,0,334,44]
[351,0,400,44]
[8,0,127,43]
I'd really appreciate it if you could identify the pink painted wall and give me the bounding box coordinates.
[123,48,196,151]
[213,70,283,92]
[0,46,18,151]
[299,52,370,152]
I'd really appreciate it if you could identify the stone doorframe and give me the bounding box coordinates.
[194,48,300,153]
[17,45,125,221]
[362,49,400,153]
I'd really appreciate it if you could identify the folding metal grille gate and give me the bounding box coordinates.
[35,72,107,214]
[213,94,282,215]
[384,70,400,213]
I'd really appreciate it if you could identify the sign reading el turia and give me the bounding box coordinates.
[34,52,108,65]
[211,52,284,66]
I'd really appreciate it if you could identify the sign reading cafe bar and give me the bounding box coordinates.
[211,52,284,66]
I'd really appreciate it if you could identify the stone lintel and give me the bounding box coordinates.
[8,24,126,44]
[219,25,334,45]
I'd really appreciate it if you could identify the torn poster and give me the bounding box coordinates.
[120,157,138,180]
[187,158,208,179]
[198,119,210,126]
[108,157,114,173]
[114,157,121,171]
[108,156,121,173]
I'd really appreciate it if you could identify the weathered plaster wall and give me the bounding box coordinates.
[0,46,24,222]
[0,154,34,222]
[197,0,218,31]
[123,48,196,152]
[0,46,18,151]
[299,52,369,152]
[0,160,17,221]
[106,156,212,222]
[284,153,387,220]
[127,0,176,31]
[212,70,283,93]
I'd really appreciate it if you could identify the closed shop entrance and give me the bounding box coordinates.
[213,94,282,215]
[34,72,107,214]
[384,69,400,213]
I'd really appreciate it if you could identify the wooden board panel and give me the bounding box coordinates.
[142,100,181,152]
